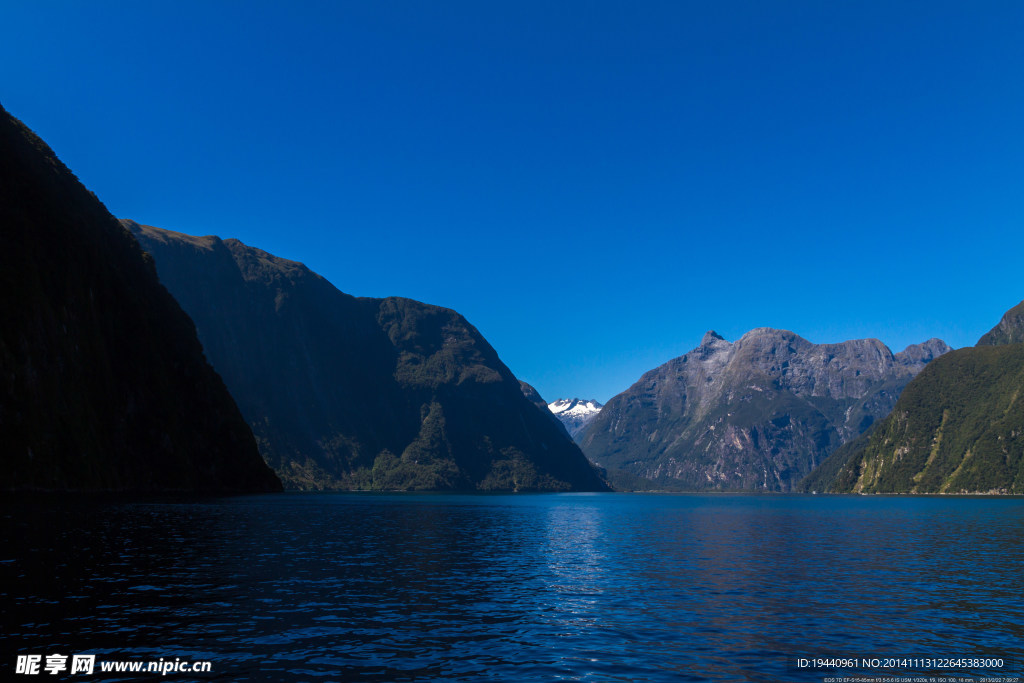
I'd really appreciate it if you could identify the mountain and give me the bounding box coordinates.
[0,105,281,493]
[578,328,950,491]
[820,300,1024,494]
[548,398,604,440]
[977,300,1024,347]
[519,381,574,439]
[519,380,549,411]
[127,222,608,492]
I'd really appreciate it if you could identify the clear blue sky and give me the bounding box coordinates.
[3,1,1022,402]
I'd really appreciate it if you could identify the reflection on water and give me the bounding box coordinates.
[2,494,1022,681]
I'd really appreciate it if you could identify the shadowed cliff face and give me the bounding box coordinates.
[519,381,573,440]
[128,222,607,492]
[823,300,1024,494]
[0,106,281,493]
[578,329,949,491]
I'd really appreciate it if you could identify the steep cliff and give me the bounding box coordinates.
[0,105,281,493]
[825,300,1024,494]
[579,329,948,491]
[129,222,607,491]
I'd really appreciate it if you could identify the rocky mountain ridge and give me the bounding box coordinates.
[579,328,950,491]
[819,300,1024,494]
[977,300,1024,347]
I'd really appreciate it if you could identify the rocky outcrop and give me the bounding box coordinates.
[824,301,1024,494]
[578,328,949,491]
[129,222,607,492]
[0,105,281,493]
[977,300,1024,347]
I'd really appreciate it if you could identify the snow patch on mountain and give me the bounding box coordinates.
[548,398,603,441]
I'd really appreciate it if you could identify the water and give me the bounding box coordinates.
[2,493,1022,682]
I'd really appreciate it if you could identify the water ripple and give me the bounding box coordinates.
[2,493,1022,681]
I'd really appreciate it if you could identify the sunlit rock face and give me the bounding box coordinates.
[579,328,949,491]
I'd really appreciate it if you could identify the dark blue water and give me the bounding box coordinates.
[2,493,1022,682]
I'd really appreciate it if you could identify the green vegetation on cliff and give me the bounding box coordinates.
[129,223,607,492]
[977,300,1024,347]
[827,344,1024,494]
[795,426,877,493]
[821,301,1024,494]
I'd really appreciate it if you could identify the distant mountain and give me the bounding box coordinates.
[820,301,1024,494]
[519,381,574,439]
[548,398,604,440]
[0,105,280,493]
[128,222,608,492]
[579,329,949,491]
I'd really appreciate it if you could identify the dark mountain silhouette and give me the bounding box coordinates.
[128,222,607,492]
[0,105,280,493]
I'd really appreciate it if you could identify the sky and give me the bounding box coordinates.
[3,1,1022,403]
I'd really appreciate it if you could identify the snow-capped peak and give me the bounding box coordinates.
[547,398,603,441]
[548,398,603,417]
